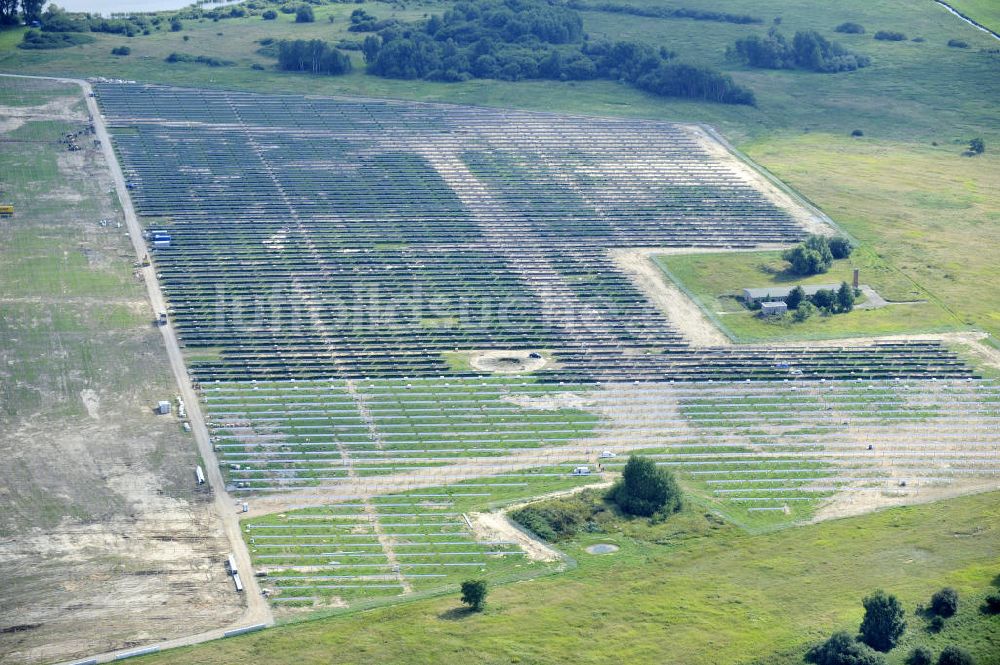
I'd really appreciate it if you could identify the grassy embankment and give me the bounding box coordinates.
[136,489,1000,665]
[943,0,1000,34]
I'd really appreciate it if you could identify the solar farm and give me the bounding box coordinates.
[94,83,1000,611]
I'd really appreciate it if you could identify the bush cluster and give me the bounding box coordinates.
[835,22,865,34]
[874,30,907,41]
[782,234,851,276]
[165,52,233,66]
[19,29,95,49]
[510,492,607,541]
[727,28,870,72]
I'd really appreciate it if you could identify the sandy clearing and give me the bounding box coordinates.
[813,478,1000,522]
[609,247,732,347]
[468,482,612,562]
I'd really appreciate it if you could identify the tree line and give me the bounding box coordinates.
[0,0,40,25]
[276,38,352,75]
[359,0,755,105]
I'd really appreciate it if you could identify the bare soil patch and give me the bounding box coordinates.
[470,350,548,373]
[0,79,240,665]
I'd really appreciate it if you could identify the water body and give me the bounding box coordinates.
[48,0,238,16]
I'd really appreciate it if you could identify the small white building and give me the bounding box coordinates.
[156,400,171,415]
[760,301,788,317]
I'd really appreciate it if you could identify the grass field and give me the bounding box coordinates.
[134,489,1000,665]
[742,135,1000,339]
[654,248,968,342]
[944,0,1000,34]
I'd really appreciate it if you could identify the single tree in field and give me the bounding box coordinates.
[460,579,488,611]
[786,285,805,310]
[837,281,855,312]
[968,138,985,155]
[608,455,682,517]
[828,236,853,259]
[937,645,974,665]
[859,589,907,652]
[930,587,958,617]
[295,5,314,23]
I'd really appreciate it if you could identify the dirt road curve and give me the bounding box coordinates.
[1,74,273,664]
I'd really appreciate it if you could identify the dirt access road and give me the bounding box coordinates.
[1,74,272,664]
[78,75,274,651]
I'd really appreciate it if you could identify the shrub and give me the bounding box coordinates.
[828,236,853,259]
[984,593,1000,613]
[170,16,182,31]
[874,30,906,41]
[811,288,836,310]
[852,129,864,137]
[860,589,907,652]
[937,646,974,665]
[806,632,887,665]
[835,22,865,34]
[111,45,131,55]
[19,29,95,49]
[928,615,944,632]
[165,52,233,66]
[607,455,682,517]
[947,39,968,48]
[968,138,985,155]
[511,491,606,541]
[930,587,959,617]
[785,285,805,310]
[251,63,265,70]
[837,281,855,313]
[783,234,834,275]
[295,5,314,22]
[907,647,934,665]
[262,9,277,19]
[460,579,487,611]
[793,301,816,322]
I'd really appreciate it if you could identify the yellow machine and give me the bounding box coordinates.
[0,205,13,216]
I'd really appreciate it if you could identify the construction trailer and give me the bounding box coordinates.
[195,465,206,484]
